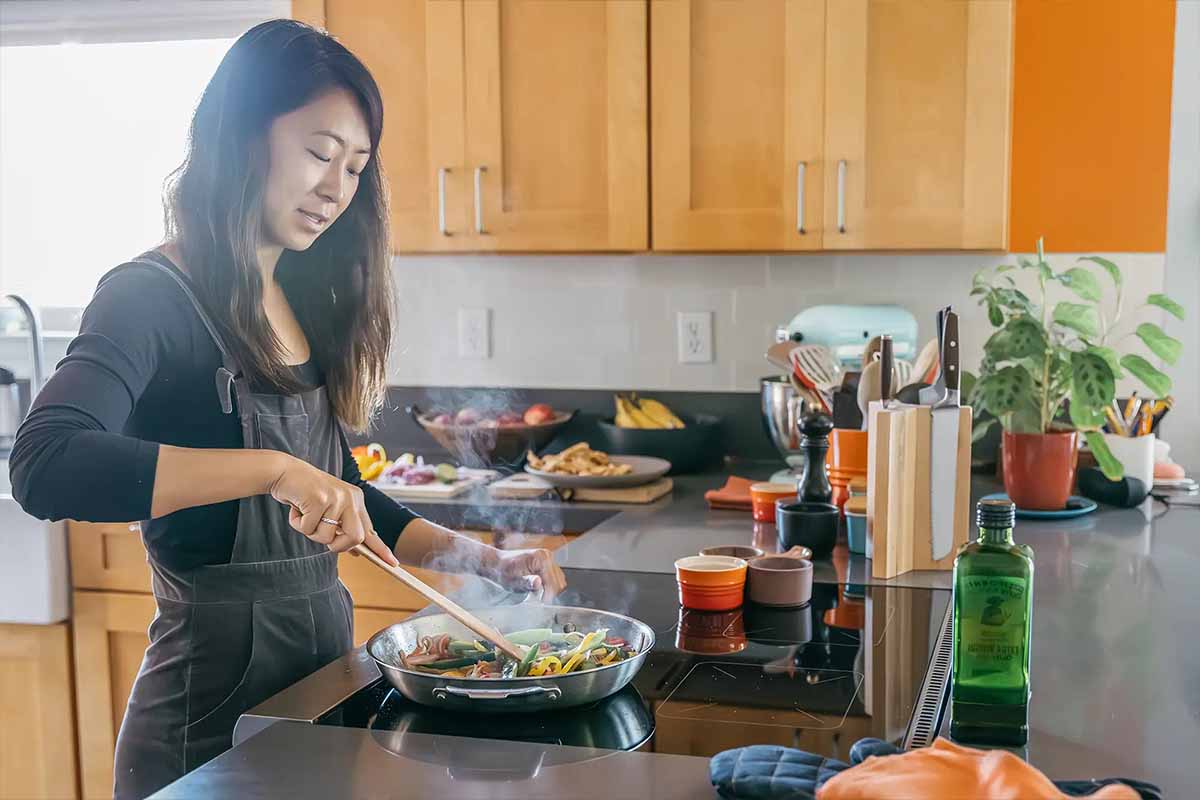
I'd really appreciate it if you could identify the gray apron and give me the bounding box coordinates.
[112,257,354,800]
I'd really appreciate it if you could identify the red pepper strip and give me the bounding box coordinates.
[605,636,626,647]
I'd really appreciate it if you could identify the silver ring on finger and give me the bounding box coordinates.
[320,516,341,528]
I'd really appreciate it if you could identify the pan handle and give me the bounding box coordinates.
[433,684,562,702]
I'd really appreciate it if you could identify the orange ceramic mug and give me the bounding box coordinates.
[750,482,798,522]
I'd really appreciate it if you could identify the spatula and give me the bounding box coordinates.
[351,544,526,662]
[790,344,842,413]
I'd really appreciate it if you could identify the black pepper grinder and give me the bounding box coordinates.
[796,410,833,504]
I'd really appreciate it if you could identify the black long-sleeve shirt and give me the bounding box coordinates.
[8,257,417,571]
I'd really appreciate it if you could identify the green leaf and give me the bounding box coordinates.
[987,301,1003,327]
[1078,256,1122,288]
[1058,267,1103,302]
[969,287,987,297]
[1069,398,1104,430]
[977,365,1035,417]
[997,264,1017,273]
[1071,350,1116,411]
[1085,430,1125,482]
[971,417,997,444]
[1018,256,1036,270]
[1146,293,1185,321]
[1052,302,1101,338]
[1007,398,1045,434]
[1121,354,1172,396]
[1038,262,1055,282]
[1086,344,1124,379]
[1135,322,1182,365]
[960,371,977,407]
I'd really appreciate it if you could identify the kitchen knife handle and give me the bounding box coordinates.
[474,165,487,234]
[438,167,452,237]
[836,160,847,233]
[880,335,893,404]
[942,313,959,392]
[796,161,807,234]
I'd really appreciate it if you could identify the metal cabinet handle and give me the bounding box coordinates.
[433,684,562,702]
[836,159,847,234]
[474,166,488,234]
[438,167,452,236]
[796,161,807,234]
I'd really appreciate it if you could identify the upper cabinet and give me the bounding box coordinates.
[327,0,470,251]
[463,0,648,250]
[651,0,826,251]
[823,0,1013,249]
[329,0,647,252]
[331,0,1013,252]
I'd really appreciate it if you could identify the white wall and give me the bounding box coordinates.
[1162,0,1200,472]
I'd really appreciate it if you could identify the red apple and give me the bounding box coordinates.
[454,408,481,426]
[523,403,555,425]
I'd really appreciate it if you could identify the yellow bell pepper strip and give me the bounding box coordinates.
[561,652,586,674]
[359,460,386,481]
[599,650,618,666]
[529,656,562,677]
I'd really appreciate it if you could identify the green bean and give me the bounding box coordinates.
[425,653,497,670]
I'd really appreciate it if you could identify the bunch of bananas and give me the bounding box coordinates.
[613,394,686,429]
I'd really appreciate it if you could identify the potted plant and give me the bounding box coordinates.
[968,238,1185,509]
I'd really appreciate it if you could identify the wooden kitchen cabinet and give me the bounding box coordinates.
[651,0,826,251]
[462,0,647,250]
[327,0,647,252]
[68,522,151,593]
[823,0,1013,249]
[0,623,79,800]
[325,0,471,251]
[71,592,156,800]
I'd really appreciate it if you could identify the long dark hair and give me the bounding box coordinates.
[165,19,391,432]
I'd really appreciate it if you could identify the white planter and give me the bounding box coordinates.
[1102,433,1155,490]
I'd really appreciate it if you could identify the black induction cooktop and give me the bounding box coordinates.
[308,567,951,764]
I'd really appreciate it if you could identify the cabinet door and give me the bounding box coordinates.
[0,623,79,800]
[326,0,472,250]
[72,592,156,800]
[463,0,647,250]
[651,0,825,251]
[824,0,1013,249]
[67,522,151,593]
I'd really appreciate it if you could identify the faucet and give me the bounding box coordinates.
[3,294,45,399]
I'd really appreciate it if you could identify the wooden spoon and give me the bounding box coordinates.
[857,359,882,431]
[351,544,526,662]
[910,337,940,387]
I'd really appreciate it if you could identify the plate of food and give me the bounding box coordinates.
[524,443,670,488]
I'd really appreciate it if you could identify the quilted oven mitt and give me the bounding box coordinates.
[710,739,1162,800]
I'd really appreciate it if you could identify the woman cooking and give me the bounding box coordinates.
[9,19,566,800]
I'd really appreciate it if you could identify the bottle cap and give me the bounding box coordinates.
[977,498,1016,529]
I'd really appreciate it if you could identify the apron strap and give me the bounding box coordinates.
[113,254,240,415]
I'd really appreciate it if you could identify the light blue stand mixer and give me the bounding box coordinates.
[761,305,917,483]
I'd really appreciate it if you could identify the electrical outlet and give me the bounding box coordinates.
[677,311,714,363]
[457,307,491,359]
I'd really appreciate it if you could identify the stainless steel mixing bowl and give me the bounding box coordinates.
[760,375,816,469]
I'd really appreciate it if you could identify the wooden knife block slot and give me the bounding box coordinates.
[866,403,972,579]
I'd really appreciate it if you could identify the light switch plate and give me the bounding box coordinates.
[457,307,491,359]
[677,311,714,363]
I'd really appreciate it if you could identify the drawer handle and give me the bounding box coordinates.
[796,161,807,234]
[438,167,452,237]
[837,159,847,234]
[474,165,488,235]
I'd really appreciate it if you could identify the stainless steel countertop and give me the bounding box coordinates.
[157,464,1200,797]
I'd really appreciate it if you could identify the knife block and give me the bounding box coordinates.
[866,402,972,579]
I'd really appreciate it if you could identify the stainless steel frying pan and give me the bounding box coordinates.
[366,604,655,713]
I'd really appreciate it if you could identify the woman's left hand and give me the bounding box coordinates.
[493,548,567,602]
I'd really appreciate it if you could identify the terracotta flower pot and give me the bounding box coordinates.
[1002,430,1079,510]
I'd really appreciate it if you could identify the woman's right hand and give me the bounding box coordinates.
[267,454,399,565]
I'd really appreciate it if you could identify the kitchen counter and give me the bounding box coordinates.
[157,463,1200,798]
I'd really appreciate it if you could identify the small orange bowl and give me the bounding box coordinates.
[675,555,748,610]
[750,482,798,522]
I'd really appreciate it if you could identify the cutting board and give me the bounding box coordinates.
[371,469,496,500]
[488,473,554,500]
[571,478,673,504]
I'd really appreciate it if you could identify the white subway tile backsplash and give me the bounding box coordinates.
[386,250,1168,393]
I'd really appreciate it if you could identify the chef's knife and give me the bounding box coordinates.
[879,335,894,408]
[929,310,960,561]
[918,307,950,405]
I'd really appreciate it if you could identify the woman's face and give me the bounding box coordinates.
[261,88,372,252]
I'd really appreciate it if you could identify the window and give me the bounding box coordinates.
[0,38,235,308]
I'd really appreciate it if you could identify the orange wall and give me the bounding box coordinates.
[1009,0,1175,253]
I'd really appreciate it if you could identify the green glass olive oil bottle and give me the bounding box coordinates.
[951,498,1034,746]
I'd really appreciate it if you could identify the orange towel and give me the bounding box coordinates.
[705,475,755,511]
[817,738,1139,800]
